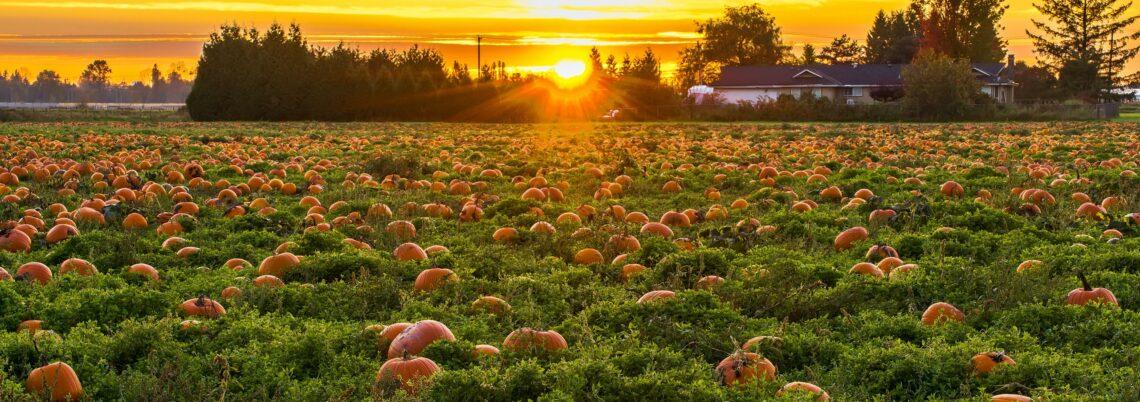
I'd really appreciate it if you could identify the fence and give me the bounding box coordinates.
[0,102,185,112]
[604,101,1123,122]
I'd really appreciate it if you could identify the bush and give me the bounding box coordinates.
[902,51,995,120]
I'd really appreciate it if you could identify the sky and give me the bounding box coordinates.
[0,0,1134,83]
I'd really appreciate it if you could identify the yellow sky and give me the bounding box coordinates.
[0,0,1134,83]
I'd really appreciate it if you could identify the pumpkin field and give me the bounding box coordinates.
[0,121,1138,401]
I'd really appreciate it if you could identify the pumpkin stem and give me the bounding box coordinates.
[402,347,410,361]
[990,352,1005,363]
[1077,271,1092,291]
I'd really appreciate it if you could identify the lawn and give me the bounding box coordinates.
[0,121,1138,401]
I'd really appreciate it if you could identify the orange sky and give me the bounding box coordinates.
[0,0,1135,83]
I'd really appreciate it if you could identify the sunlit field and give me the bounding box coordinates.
[1,121,1138,401]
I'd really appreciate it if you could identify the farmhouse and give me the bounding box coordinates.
[707,56,1016,105]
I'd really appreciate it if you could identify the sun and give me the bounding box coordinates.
[551,59,589,88]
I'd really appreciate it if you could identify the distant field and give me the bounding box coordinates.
[0,122,1137,401]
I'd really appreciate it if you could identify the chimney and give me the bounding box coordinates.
[1006,54,1015,81]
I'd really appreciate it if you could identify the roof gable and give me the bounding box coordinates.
[793,69,822,79]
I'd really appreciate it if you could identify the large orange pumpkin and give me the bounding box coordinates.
[16,262,52,285]
[258,253,301,277]
[0,229,32,252]
[834,227,870,251]
[26,362,83,402]
[1066,272,1118,306]
[376,352,440,395]
[387,320,456,358]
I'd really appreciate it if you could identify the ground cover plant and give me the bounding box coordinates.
[0,121,1137,401]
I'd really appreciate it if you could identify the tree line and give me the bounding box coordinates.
[185,23,678,121]
[0,62,191,104]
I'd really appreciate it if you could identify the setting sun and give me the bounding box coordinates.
[551,59,589,88]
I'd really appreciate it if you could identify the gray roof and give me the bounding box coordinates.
[711,62,1012,87]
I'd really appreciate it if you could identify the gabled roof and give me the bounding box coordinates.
[711,62,1012,87]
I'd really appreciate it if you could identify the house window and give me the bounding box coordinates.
[841,87,863,97]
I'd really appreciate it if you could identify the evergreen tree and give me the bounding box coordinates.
[820,35,864,65]
[801,44,819,65]
[1027,0,1140,98]
[917,0,1008,62]
[588,47,605,76]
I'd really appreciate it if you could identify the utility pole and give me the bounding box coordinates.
[476,35,482,74]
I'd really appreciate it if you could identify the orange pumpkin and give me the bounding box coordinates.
[225,258,252,270]
[0,228,32,252]
[1015,260,1042,273]
[253,274,284,288]
[128,263,160,281]
[379,323,413,342]
[503,328,568,352]
[376,352,440,395]
[394,243,428,261]
[639,222,674,238]
[472,296,512,314]
[18,319,42,333]
[59,258,97,276]
[620,263,647,281]
[473,344,501,358]
[921,302,965,325]
[716,351,776,386]
[414,268,458,291]
[849,262,884,278]
[492,227,519,242]
[972,352,1016,374]
[44,224,79,244]
[637,290,676,303]
[180,296,226,318]
[1066,272,1118,306]
[122,212,149,229]
[940,181,964,197]
[26,362,83,402]
[695,275,725,290]
[258,252,301,277]
[778,382,830,401]
[16,262,52,285]
[221,286,243,299]
[834,227,870,251]
[387,320,456,358]
[573,248,604,265]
